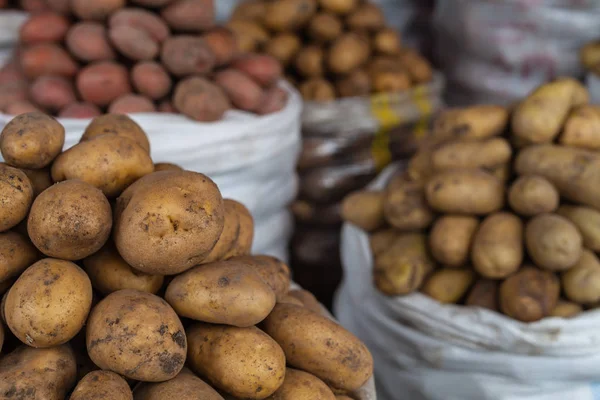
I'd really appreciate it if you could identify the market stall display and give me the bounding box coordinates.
[0,112,376,400]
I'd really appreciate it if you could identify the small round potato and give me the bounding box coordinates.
[81,114,151,153]
[134,367,223,400]
[525,214,583,271]
[0,230,39,283]
[307,12,342,43]
[5,258,93,348]
[0,112,65,169]
[266,368,336,400]
[550,300,583,318]
[86,289,187,382]
[422,268,475,304]
[202,199,241,263]
[28,180,112,260]
[429,215,478,268]
[295,46,325,78]
[465,279,499,311]
[0,165,33,231]
[508,175,559,216]
[562,249,600,305]
[341,190,385,232]
[187,323,286,399]
[346,3,385,31]
[70,371,133,400]
[227,255,291,301]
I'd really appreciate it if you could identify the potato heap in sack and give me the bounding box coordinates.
[0,112,373,399]
[342,77,600,322]
[229,0,433,101]
[0,0,287,120]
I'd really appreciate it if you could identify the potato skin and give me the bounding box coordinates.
[154,162,183,172]
[327,33,370,75]
[134,367,224,400]
[0,231,39,283]
[76,61,132,107]
[187,323,286,399]
[6,258,92,348]
[431,138,512,170]
[432,105,508,140]
[299,78,336,101]
[508,175,559,217]
[383,180,434,231]
[346,3,385,31]
[341,191,385,232]
[28,180,112,260]
[82,114,151,153]
[288,289,323,314]
[472,213,524,279]
[422,268,474,304]
[562,249,600,305]
[369,229,397,257]
[227,255,291,301]
[264,0,317,32]
[173,76,231,122]
[222,200,254,259]
[0,165,33,232]
[560,105,600,150]
[161,36,216,77]
[429,215,478,268]
[202,199,241,263]
[262,303,373,392]
[296,46,325,78]
[86,289,187,382]
[0,112,65,169]
[557,205,600,252]
[465,279,499,311]
[21,167,52,198]
[265,33,302,66]
[550,300,583,318]
[71,371,133,400]
[525,213,583,272]
[318,0,357,14]
[266,368,336,400]
[165,260,276,327]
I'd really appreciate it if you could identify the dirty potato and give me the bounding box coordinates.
[81,113,150,153]
[383,179,434,231]
[508,175,559,217]
[266,368,336,400]
[70,370,133,400]
[429,216,478,268]
[227,255,291,301]
[0,230,39,283]
[134,367,223,400]
[432,105,509,140]
[465,279,499,311]
[430,137,512,170]
[560,105,600,150]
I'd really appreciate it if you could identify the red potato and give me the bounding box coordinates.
[29,75,76,112]
[202,27,238,66]
[76,61,132,106]
[0,82,28,112]
[19,12,70,45]
[109,8,170,43]
[131,0,175,6]
[160,35,216,76]
[257,86,288,115]
[19,0,50,12]
[158,99,176,113]
[20,44,78,79]
[46,0,71,14]
[108,94,157,114]
[0,61,24,84]
[215,69,264,112]
[66,22,116,62]
[173,76,231,122]
[131,62,172,100]
[0,0,8,7]
[72,0,126,21]
[161,0,215,32]
[109,25,159,61]
[232,54,283,87]
[59,103,102,119]
[4,101,41,116]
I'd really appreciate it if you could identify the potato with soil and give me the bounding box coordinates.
[429,215,478,268]
[560,105,600,150]
[525,213,583,272]
[161,36,216,77]
[336,69,371,97]
[264,0,317,32]
[87,289,187,382]
[71,371,133,400]
[369,229,397,257]
[508,175,559,217]
[201,199,242,263]
[466,279,499,311]
[551,300,583,318]
[422,268,474,304]
[187,323,286,399]
[328,33,370,75]
[227,20,269,53]
[562,249,600,305]
[154,162,183,172]
[0,231,39,283]
[499,267,560,322]
[165,260,276,327]
[288,289,323,314]
[134,368,223,400]
[0,345,77,400]
[266,368,336,400]
[432,105,509,140]
[263,303,373,392]
[82,113,150,153]
[28,180,112,260]
[341,191,385,232]
[0,165,33,232]
[5,258,92,348]
[383,179,434,231]
[173,76,231,122]
[1,112,65,169]
[227,255,291,301]
[430,137,512,171]
[114,171,225,275]
[222,200,254,259]
[557,205,600,251]
[77,61,132,107]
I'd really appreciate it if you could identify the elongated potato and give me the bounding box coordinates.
[431,137,512,170]
[472,213,523,279]
[227,255,291,301]
[465,279,499,311]
[562,249,600,305]
[560,105,600,150]
[264,0,317,32]
[429,215,478,268]
[422,268,474,304]
[432,105,508,140]
[383,179,434,231]
[134,368,223,400]
[557,205,600,251]
[550,300,583,318]
[508,175,559,217]
[341,191,384,232]
[266,368,336,400]
[425,169,505,215]
[82,114,150,153]
[525,214,582,272]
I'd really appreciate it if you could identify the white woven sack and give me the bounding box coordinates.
[0,10,27,47]
[587,72,600,105]
[335,164,600,400]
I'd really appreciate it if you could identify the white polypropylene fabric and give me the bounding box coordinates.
[0,11,27,47]
[0,83,302,261]
[587,72,600,105]
[335,163,600,400]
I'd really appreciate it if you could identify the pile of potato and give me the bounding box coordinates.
[581,39,600,75]
[0,0,288,121]
[0,111,373,399]
[228,0,433,101]
[342,77,600,323]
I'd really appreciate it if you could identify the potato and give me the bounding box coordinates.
[0,165,33,231]
[300,78,336,101]
[257,86,289,115]
[472,213,523,279]
[19,0,50,12]
[0,231,39,283]
[28,180,112,260]
[221,200,254,259]
[5,258,92,348]
[374,233,434,296]
[265,33,302,66]
[499,267,560,322]
[264,0,317,32]
[0,82,27,113]
[82,114,151,153]
[4,101,41,116]
[383,179,434,231]
[308,12,342,42]
[109,94,157,114]
[154,163,182,173]
[557,205,600,251]
[187,323,286,399]
[19,168,57,198]
[422,268,475,304]
[19,12,70,44]
[429,215,478,268]
[373,28,401,56]
[266,368,336,400]
[173,76,231,122]
[512,77,588,144]
[158,100,177,113]
[110,8,170,43]
[20,43,78,79]
[372,69,411,93]
[508,175,559,217]
[46,0,70,13]
[0,345,77,400]
[202,27,238,66]
[161,0,215,32]
[134,367,223,400]
[559,105,600,150]
[399,49,433,84]
[71,370,133,400]
[161,35,216,77]
[288,289,322,314]
[296,46,325,78]
[341,191,385,232]
[432,105,509,140]
[1,112,65,169]
[369,229,397,257]
[425,169,505,215]
[77,61,132,107]
[72,0,125,20]
[525,213,583,272]
[550,300,583,318]
[114,171,225,275]
[232,54,283,88]
[231,0,266,21]
[29,75,76,112]
[465,279,499,311]
[59,102,102,119]
[59,22,110,61]
[328,33,370,75]
[83,243,164,295]
[215,69,264,112]
[336,69,371,97]
[109,25,159,61]
[227,255,291,301]
[562,249,600,305]
[263,303,373,392]
[430,138,512,171]
[226,20,269,53]
[131,0,175,6]
[581,40,600,71]
[319,0,357,14]
[202,199,241,263]
[131,61,172,100]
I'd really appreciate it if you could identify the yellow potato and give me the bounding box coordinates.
[508,175,559,217]
[227,255,291,301]
[560,105,600,150]
[430,137,512,170]
[335,69,371,97]
[264,0,317,32]
[295,45,325,78]
[21,167,52,198]
[266,368,336,400]
[399,49,433,84]
[202,199,242,263]
[265,33,302,66]
[70,371,133,400]
[581,40,600,72]
[227,20,270,53]
[429,215,478,268]
[465,279,499,311]
[82,114,150,153]
[299,78,336,102]
[341,190,385,232]
[562,249,600,305]
[0,230,39,283]
[557,205,600,251]
[153,162,183,172]
[231,0,266,21]
[318,0,357,15]
[0,164,33,231]
[432,105,508,140]
[372,69,411,93]
[383,178,434,231]
[134,367,223,400]
[369,229,397,257]
[346,3,385,31]
[550,300,583,318]
[287,289,323,314]
[307,12,342,42]
[422,268,475,304]
[373,28,401,56]
[222,200,253,259]
[327,33,370,75]
[487,163,511,183]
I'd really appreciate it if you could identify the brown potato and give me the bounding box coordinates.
[525,213,583,272]
[430,138,512,171]
[28,180,112,260]
[0,231,39,283]
[265,33,302,66]
[465,279,499,311]
[161,0,215,32]
[202,199,241,263]
[425,169,505,215]
[173,76,231,122]
[214,68,264,112]
[262,303,373,392]
[76,61,132,107]
[399,49,433,84]
[369,229,397,257]
[109,25,159,61]
[82,114,151,153]
[429,215,478,268]
[264,0,317,32]
[373,28,401,55]
[560,105,600,150]
[20,168,52,198]
[372,69,411,93]
[499,267,560,322]
[165,260,276,327]
[266,368,336,400]
[562,249,600,305]
[581,40,600,72]
[346,3,385,31]
[161,36,216,77]
[341,191,385,232]
[279,295,305,307]
[550,300,583,318]
[422,268,475,304]
[432,105,509,140]
[5,258,92,348]
[66,22,116,62]
[508,175,559,217]
[226,20,269,53]
[87,289,187,382]
[231,0,266,21]
[336,69,371,97]
[134,367,223,400]
[187,323,286,399]
[383,179,434,231]
[318,0,357,14]
[328,33,370,75]
[71,371,133,400]
[154,162,183,172]
[299,78,336,102]
[72,0,125,20]
[472,213,524,279]
[288,289,323,314]
[1,112,65,169]
[308,12,342,42]
[83,243,164,295]
[296,46,325,78]
[227,255,291,301]
[222,200,254,259]
[0,165,33,231]
[557,205,600,252]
